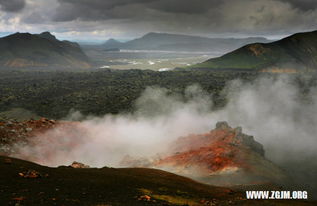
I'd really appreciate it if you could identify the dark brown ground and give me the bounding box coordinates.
[0,156,316,206]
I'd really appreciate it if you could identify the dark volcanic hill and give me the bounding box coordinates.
[0,32,91,69]
[0,156,240,206]
[103,32,270,52]
[2,156,315,206]
[190,30,317,71]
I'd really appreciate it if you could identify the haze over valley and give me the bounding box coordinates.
[0,0,317,205]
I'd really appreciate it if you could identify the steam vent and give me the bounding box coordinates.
[154,122,287,186]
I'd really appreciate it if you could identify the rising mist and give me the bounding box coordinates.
[11,75,317,195]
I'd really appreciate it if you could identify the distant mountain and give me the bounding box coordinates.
[102,32,270,52]
[190,30,317,71]
[103,38,123,49]
[0,32,91,69]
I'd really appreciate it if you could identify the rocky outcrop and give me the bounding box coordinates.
[70,161,90,168]
[121,122,287,186]
[153,122,287,186]
[215,122,264,156]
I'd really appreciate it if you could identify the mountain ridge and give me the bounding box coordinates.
[189,30,317,71]
[0,32,91,69]
[102,32,270,52]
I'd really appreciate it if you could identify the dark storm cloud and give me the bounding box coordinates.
[0,0,25,12]
[52,0,317,22]
[53,0,225,21]
[24,12,46,24]
[147,0,222,14]
[281,0,317,11]
[53,0,154,21]
[8,0,312,39]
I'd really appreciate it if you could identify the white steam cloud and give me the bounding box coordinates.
[217,76,317,163]
[12,76,317,174]
[15,85,216,167]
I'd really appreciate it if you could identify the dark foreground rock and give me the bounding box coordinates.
[0,156,315,206]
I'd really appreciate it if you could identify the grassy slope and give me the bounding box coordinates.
[189,30,317,70]
[191,44,284,70]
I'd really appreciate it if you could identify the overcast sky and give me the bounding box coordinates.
[0,0,317,41]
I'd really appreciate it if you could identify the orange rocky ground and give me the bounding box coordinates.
[0,118,56,154]
[122,122,287,186]
[0,118,83,157]
[0,120,315,205]
[0,119,287,187]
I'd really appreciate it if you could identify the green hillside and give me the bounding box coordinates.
[189,30,317,71]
